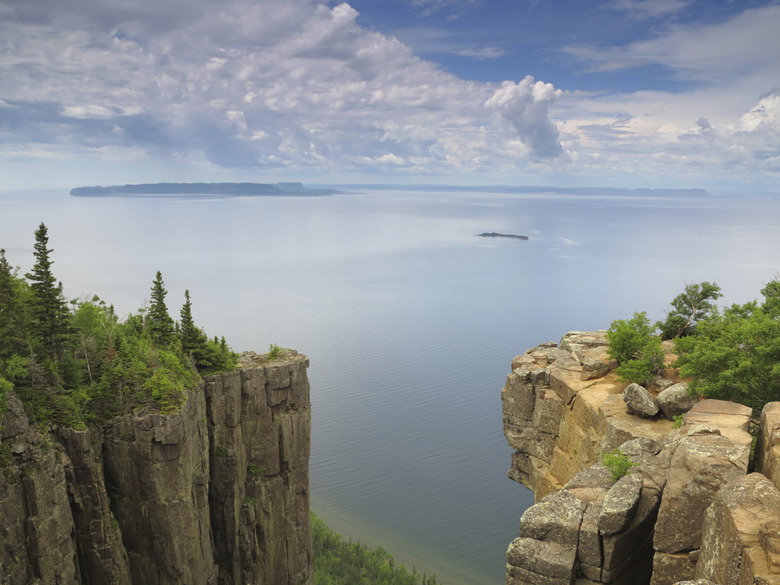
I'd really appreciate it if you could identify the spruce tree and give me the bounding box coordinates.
[147,271,175,347]
[24,224,72,362]
[180,289,208,366]
[0,249,27,361]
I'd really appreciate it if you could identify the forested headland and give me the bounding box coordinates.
[0,223,444,585]
[69,182,340,197]
[0,223,237,429]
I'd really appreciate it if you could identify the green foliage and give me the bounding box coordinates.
[147,271,175,347]
[268,344,284,360]
[0,442,13,468]
[675,299,780,411]
[606,312,654,364]
[0,225,239,427]
[656,281,722,340]
[761,278,780,316]
[672,414,685,428]
[0,249,28,361]
[25,224,73,362]
[179,291,237,374]
[607,312,664,384]
[601,449,637,482]
[311,512,440,585]
[614,335,665,384]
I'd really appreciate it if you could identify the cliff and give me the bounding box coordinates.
[0,351,312,585]
[502,331,780,585]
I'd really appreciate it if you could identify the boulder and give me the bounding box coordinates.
[519,489,584,547]
[654,433,749,554]
[581,357,616,381]
[623,384,660,418]
[656,383,696,420]
[696,473,780,585]
[506,538,577,585]
[598,472,644,535]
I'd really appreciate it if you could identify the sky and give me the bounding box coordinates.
[1,0,779,194]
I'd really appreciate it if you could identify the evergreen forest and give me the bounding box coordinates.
[0,223,237,428]
[312,512,442,585]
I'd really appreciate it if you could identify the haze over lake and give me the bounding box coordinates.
[2,187,779,585]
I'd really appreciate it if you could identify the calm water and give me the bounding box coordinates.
[2,188,779,584]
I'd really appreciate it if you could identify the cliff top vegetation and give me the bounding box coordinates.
[607,279,780,412]
[0,223,237,429]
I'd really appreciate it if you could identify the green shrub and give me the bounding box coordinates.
[656,282,722,340]
[268,344,284,360]
[606,312,654,364]
[601,449,637,482]
[614,335,665,384]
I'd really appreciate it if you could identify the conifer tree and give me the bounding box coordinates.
[24,223,72,361]
[180,289,208,365]
[0,249,27,361]
[147,271,175,347]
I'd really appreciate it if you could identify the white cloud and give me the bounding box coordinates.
[409,0,482,18]
[0,0,778,192]
[455,46,507,60]
[485,76,566,159]
[564,3,780,84]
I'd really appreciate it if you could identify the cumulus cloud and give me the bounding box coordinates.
[485,76,565,159]
[0,0,567,178]
[0,0,778,190]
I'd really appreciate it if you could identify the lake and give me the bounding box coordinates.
[2,187,779,584]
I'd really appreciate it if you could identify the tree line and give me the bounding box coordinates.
[606,280,780,411]
[0,223,236,427]
[311,512,441,585]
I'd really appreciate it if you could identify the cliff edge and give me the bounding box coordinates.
[0,351,312,585]
[502,331,780,585]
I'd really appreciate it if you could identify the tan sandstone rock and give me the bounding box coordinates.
[696,473,780,585]
[756,401,780,491]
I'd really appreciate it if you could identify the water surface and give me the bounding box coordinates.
[2,188,779,584]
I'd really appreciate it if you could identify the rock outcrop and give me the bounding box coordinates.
[0,352,312,585]
[503,332,780,585]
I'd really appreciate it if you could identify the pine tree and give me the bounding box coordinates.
[147,271,175,347]
[180,289,208,366]
[0,249,27,361]
[24,223,72,362]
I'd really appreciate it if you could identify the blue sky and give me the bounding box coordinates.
[1,0,779,194]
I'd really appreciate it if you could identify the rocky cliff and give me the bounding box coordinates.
[502,331,780,585]
[0,351,312,585]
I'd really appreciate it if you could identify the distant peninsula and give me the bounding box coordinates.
[478,232,529,240]
[70,182,341,197]
[328,184,711,198]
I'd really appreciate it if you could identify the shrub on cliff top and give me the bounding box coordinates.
[606,312,654,364]
[601,449,637,482]
[607,312,664,384]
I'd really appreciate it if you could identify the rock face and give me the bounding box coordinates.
[757,401,780,490]
[0,352,312,585]
[502,332,780,585]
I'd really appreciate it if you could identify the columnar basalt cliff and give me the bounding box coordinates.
[502,331,780,585]
[0,352,312,585]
